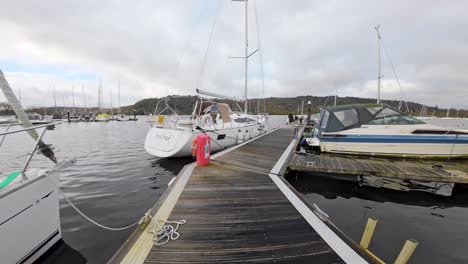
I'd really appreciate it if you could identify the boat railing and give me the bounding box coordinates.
[151,98,183,128]
[0,122,60,182]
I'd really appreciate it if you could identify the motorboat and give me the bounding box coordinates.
[69,113,81,122]
[307,104,468,159]
[95,113,110,122]
[110,114,118,121]
[81,113,92,122]
[145,96,267,158]
[0,69,73,263]
[116,114,130,121]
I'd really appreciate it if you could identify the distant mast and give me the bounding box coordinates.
[53,86,57,113]
[301,100,304,115]
[98,79,102,110]
[375,25,382,104]
[334,87,338,106]
[72,86,76,113]
[118,80,120,115]
[82,85,87,113]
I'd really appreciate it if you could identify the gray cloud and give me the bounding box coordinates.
[0,0,467,109]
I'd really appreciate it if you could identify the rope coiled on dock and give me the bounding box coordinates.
[147,218,187,246]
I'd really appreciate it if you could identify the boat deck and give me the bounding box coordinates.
[111,127,368,264]
[288,153,468,183]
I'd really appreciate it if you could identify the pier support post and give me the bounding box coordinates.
[360,217,378,249]
[394,239,418,264]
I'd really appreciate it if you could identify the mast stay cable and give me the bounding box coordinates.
[253,0,266,114]
[195,1,224,92]
[378,29,410,112]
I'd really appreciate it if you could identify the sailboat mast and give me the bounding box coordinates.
[110,86,113,111]
[82,85,86,113]
[98,79,102,110]
[118,80,120,115]
[375,25,382,104]
[53,86,57,113]
[244,0,248,114]
[334,88,337,106]
[72,86,76,113]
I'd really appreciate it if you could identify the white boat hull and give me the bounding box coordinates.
[0,170,61,264]
[145,123,264,158]
[317,125,468,158]
[320,141,468,158]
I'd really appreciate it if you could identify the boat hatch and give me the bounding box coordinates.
[317,104,425,133]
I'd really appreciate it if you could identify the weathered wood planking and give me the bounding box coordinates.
[145,128,344,264]
[289,154,468,183]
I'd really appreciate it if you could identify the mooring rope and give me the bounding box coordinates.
[45,174,151,231]
[46,172,187,245]
[146,216,187,246]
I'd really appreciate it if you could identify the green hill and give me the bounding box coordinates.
[7,95,467,118]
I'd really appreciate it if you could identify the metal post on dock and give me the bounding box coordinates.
[21,127,48,181]
[307,100,311,123]
[394,239,418,264]
[133,109,136,120]
[67,111,70,123]
[360,217,378,249]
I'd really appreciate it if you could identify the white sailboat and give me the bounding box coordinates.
[144,1,268,158]
[0,69,73,263]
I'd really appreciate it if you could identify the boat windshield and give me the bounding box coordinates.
[318,104,425,132]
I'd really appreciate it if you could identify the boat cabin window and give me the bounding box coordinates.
[234,117,255,123]
[319,111,329,129]
[366,115,424,125]
[334,109,358,127]
[375,107,401,118]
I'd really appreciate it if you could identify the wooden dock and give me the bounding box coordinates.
[288,154,468,184]
[110,127,370,264]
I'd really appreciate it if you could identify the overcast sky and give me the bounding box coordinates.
[0,0,467,109]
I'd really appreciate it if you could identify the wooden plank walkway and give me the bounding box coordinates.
[111,127,371,264]
[144,128,345,263]
[288,154,468,183]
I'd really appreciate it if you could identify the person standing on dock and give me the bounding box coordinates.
[288,113,294,125]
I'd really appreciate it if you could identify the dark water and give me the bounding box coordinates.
[288,118,468,264]
[0,115,285,263]
[1,118,192,263]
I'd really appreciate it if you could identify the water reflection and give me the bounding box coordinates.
[37,240,87,264]
[287,171,468,209]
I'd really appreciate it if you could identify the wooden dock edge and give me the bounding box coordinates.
[288,163,468,184]
[108,162,195,264]
[108,126,282,264]
[269,129,372,264]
